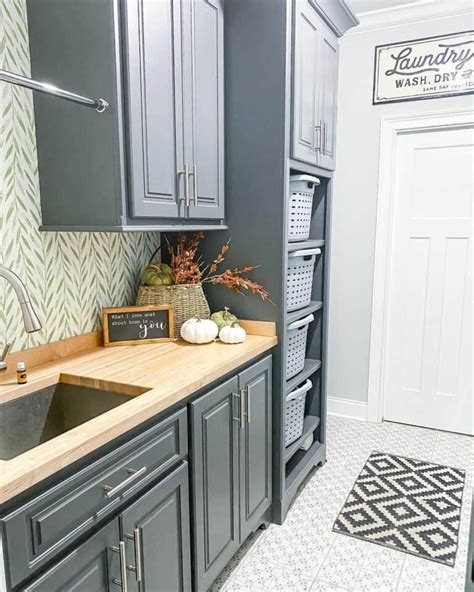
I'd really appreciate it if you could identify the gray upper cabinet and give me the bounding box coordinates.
[292,0,322,166]
[318,23,339,170]
[22,520,121,591]
[120,462,192,592]
[26,0,225,231]
[291,0,340,171]
[239,356,272,543]
[190,376,240,592]
[183,0,225,220]
[123,0,185,220]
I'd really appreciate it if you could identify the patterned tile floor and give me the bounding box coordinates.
[211,415,473,592]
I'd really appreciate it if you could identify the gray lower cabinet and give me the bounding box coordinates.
[190,376,241,592]
[21,520,121,591]
[22,462,191,592]
[26,0,225,231]
[239,357,272,543]
[291,0,339,170]
[120,462,192,592]
[191,356,272,591]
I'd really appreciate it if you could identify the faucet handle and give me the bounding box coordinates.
[0,343,12,371]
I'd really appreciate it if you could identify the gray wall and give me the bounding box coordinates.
[327,11,474,408]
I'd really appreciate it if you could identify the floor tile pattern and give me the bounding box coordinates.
[212,416,473,592]
[333,451,465,566]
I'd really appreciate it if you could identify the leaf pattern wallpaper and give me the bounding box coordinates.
[0,0,160,353]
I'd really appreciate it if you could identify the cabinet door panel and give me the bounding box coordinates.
[183,0,224,220]
[22,521,120,591]
[239,356,272,542]
[120,462,191,592]
[124,0,184,219]
[292,1,321,165]
[318,25,338,170]
[191,377,240,591]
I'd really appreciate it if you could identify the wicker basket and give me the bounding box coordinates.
[136,283,210,337]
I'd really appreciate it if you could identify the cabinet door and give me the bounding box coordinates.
[239,356,273,543]
[190,376,240,592]
[120,462,191,592]
[291,0,322,165]
[123,0,185,219]
[22,520,120,591]
[318,24,339,171]
[182,0,224,220]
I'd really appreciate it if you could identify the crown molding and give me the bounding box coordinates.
[346,0,474,35]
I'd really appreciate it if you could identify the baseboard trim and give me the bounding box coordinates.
[328,396,367,420]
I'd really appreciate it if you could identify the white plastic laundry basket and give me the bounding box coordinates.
[288,175,320,242]
[286,313,314,380]
[285,379,312,446]
[286,248,320,311]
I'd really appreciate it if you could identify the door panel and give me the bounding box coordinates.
[120,462,191,592]
[23,521,120,591]
[239,356,272,543]
[318,24,338,170]
[183,0,224,219]
[190,376,240,591]
[384,127,473,434]
[292,1,320,165]
[124,0,184,219]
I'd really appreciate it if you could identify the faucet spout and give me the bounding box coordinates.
[0,266,42,333]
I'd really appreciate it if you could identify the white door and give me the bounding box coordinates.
[383,125,473,435]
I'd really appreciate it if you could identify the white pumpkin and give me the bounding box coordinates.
[219,323,246,344]
[180,318,219,344]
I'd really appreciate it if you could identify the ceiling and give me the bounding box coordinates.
[347,0,429,15]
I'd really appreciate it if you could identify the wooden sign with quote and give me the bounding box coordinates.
[103,305,174,347]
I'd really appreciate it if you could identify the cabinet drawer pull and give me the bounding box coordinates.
[240,388,246,427]
[112,541,128,592]
[103,467,147,498]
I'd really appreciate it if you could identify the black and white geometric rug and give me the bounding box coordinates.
[333,451,465,566]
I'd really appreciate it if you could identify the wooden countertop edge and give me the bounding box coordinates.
[0,329,277,504]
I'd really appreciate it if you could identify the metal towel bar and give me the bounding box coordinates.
[0,69,109,113]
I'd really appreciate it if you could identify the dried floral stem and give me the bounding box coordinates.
[161,233,271,301]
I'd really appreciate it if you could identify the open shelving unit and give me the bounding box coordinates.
[200,0,346,524]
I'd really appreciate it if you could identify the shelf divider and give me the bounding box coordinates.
[285,359,322,394]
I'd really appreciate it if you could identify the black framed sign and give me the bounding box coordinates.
[373,31,474,105]
[103,305,174,346]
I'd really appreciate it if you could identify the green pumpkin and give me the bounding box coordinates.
[211,307,239,331]
[143,263,173,286]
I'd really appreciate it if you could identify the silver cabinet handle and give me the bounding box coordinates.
[125,529,143,583]
[240,388,246,428]
[246,387,251,424]
[188,165,198,206]
[232,392,241,425]
[103,467,147,498]
[133,528,143,583]
[112,541,129,592]
[184,164,190,207]
[314,121,322,153]
[177,170,186,204]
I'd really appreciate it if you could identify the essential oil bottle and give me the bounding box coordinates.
[17,362,27,384]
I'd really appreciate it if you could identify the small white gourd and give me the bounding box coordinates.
[219,323,246,344]
[180,318,219,344]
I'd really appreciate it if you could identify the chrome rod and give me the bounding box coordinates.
[190,165,198,206]
[246,388,251,424]
[0,69,109,113]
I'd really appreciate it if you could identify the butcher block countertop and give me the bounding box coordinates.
[0,321,277,504]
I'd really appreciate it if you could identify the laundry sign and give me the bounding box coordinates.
[373,31,473,104]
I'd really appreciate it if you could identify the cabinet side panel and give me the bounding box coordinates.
[26,0,124,228]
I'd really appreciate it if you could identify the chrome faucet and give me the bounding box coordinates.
[0,266,42,371]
